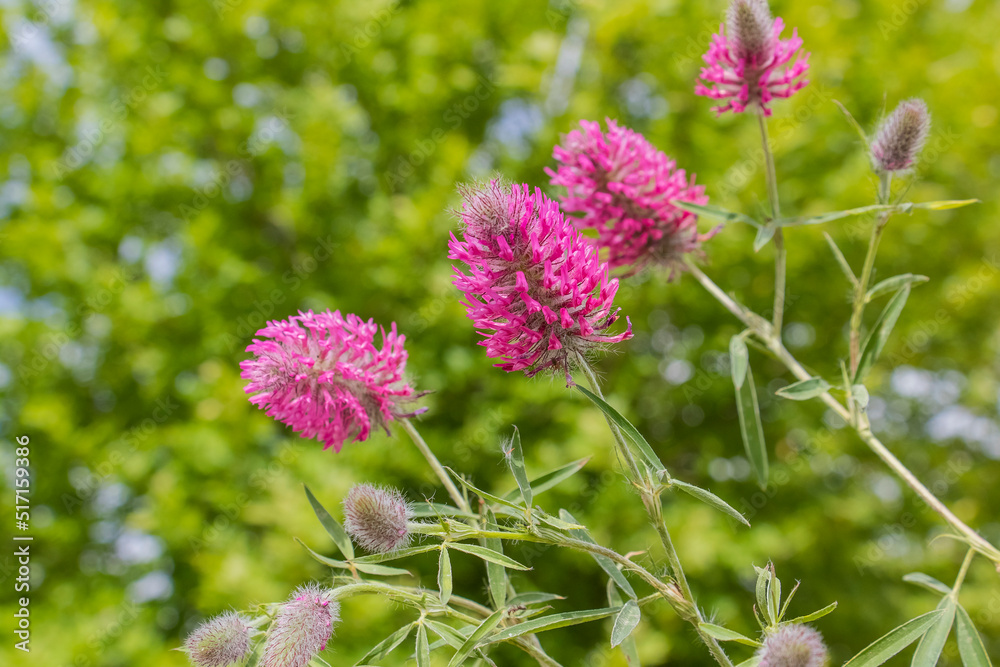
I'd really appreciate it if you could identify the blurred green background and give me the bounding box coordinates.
[2,0,1000,664]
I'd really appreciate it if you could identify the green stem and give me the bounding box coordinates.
[685,260,1000,564]
[758,111,786,337]
[574,354,734,667]
[400,418,469,512]
[849,171,893,375]
[951,549,976,596]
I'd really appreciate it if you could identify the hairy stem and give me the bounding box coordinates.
[400,418,469,512]
[758,111,786,337]
[848,171,893,374]
[685,259,1000,563]
[574,354,734,667]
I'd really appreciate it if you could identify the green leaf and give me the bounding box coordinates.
[353,544,441,564]
[448,608,505,666]
[446,469,525,512]
[775,377,831,401]
[955,605,993,667]
[855,284,911,382]
[606,582,641,666]
[504,426,532,509]
[670,479,750,527]
[480,607,622,645]
[776,200,979,228]
[730,335,749,389]
[699,623,761,647]
[753,225,776,252]
[415,623,430,667]
[560,509,636,600]
[786,601,838,624]
[424,619,467,650]
[532,508,585,531]
[575,385,666,473]
[866,274,929,302]
[852,384,870,410]
[294,537,351,570]
[354,623,415,665]
[507,591,566,606]
[911,597,956,667]
[736,658,762,667]
[502,457,591,502]
[823,232,858,285]
[448,542,531,571]
[842,609,945,667]
[767,567,781,628]
[902,573,951,596]
[304,485,354,560]
[736,367,768,488]
[438,546,453,606]
[352,562,411,577]
[833,99,872,153]
[484,508,507,609]
[754,565,771,625]
[670,200,762,228]
[611,599,641,648]
[410,502,479,519]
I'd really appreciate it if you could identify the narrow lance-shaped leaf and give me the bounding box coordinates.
[575,385,666,473]
[670,479,750,527]
[671,200,762,228]
[438,546,453,606]
[775,377,831,401]
[699,623,761,647]
[730,335,749,389]
[480,607,623,646]
[736,366,768,488]
[507,591,565,606]
[855,284,911,382]
[786,601,838,625]
[607,580,641,665]
[410,502,478,519]
[910,597,956,667]
[484,508,507,608]
[823,231,858,285]
[833,100,872,152]
[415,623,430,667]
[353,544,440,564]
[505,426,532,509]
[354,622,415,665]
[448,541,531,571]
[866,273,928,302]
[447,608,506,667]
[842,609,945,667]
[304,485,354,560]
[902,573,951,596]
[776,199,978,227]
[445,468,524,511]
[502,457,591,502]
[611,600,641,648]
[955,604,993,667]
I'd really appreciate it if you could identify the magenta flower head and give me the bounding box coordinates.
[183,612,253,667]
[260,584,340,667]
[546,119,711,275]
[343,483,412,554]
[695,0,809,116]
[448,180,632,381]
[756,624,829,667]
[240,310,426,452]
[871,98,931,173]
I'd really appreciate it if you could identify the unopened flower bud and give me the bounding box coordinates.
[343,483,412,554]
[871,98,931,172]
[756,624,829,667]
[260,585,340,667]
[184,612,253,667]
[727,0,775,61]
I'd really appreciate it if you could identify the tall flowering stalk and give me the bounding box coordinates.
[240,310,425,452]
[695,0,809,116]
[449,180,632,382]
[546,119,710,276]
